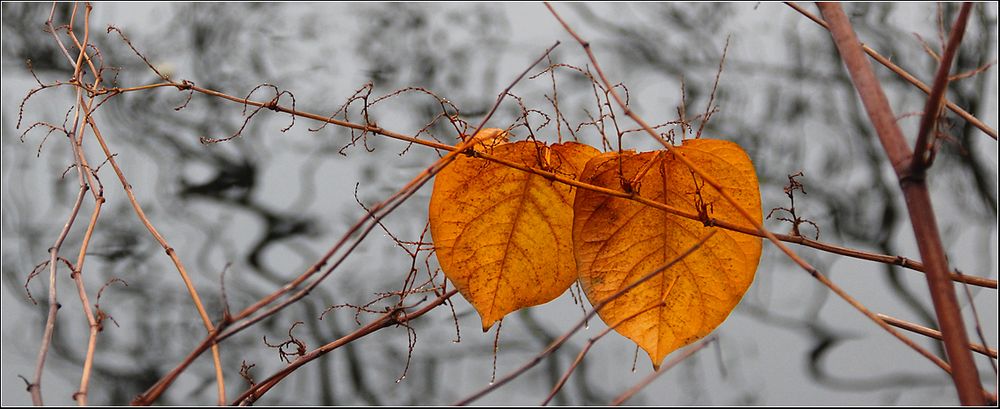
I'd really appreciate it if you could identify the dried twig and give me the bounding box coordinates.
[232,290,458,405]
[62,18,230,403]
[29,4,93,404]
[541,277,680,405]
[877,314,996,359]
[609,335,717,405]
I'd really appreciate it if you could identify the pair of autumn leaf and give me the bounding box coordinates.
[429,128,762,369]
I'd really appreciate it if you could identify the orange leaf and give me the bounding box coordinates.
[429,129,600,331]
[572,138,762,368]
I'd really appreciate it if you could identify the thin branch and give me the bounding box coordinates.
[541,277,680,405]
[877,314,996,359]
[44,3,75,65]
[695,35,730,139]
[30,183,87,406]
[232,290,458,405]
[62,6,234,402]
[30,5,92,404]
[70,185,104,406]
[78,77,228,407]
[62,9,120,403]
[609,335,718,405]
[955,271,998,376]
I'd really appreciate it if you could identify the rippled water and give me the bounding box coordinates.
[2,3,996,405]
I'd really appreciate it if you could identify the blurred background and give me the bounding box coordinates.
[1,2,996,405]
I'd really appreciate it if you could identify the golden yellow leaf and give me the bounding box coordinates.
[430,130,599,331]
[572,138,762,368]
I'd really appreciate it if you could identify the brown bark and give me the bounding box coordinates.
[816,3,985,405]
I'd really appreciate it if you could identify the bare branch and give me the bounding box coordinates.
[877,314,996,359]
[610,335,717,405]
[817,3,984,403]
[912,3,973,170]
[784,1,997,140]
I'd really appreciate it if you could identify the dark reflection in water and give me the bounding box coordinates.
[1,2,996,405]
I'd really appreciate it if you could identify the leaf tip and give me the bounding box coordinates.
[647,347,669,372]
[481,318,494,333]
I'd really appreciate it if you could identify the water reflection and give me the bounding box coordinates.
[1,2,995,405]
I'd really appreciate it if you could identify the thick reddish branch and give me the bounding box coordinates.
[911,3,973,170]
[785,1,996,140]
[816,3,984,405]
